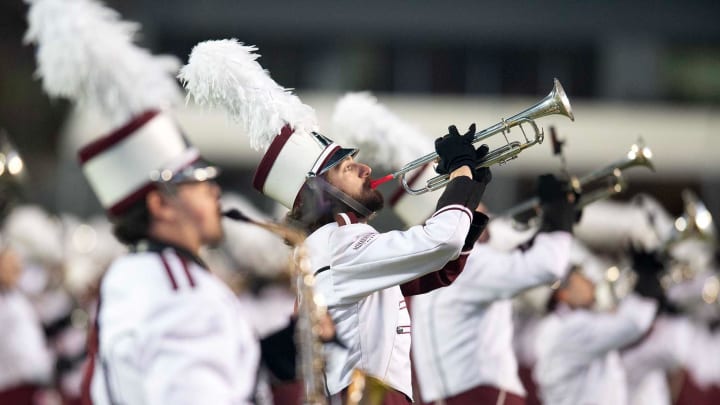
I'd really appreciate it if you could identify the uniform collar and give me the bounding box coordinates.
[132,238,208,269]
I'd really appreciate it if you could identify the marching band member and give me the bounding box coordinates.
[26,1,294,403]
[0,241,53,404]
[75,111,264,404]
[411,175,576,405]
[533,246,660,405]
[180,40,492,404]
[328,93,577,404]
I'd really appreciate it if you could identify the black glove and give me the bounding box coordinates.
[471,144,492,197]
[629,245,665,277]
[434,124,477,175]
[538,174,577,233]
[629,245,677,314]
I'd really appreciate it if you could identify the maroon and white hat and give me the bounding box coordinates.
[78,110,217,217]
[252,125,357,209]
[179,40,360,210]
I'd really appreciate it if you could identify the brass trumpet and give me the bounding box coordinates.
[503,141,654,222]
[667,190,717,247]
[375,78,574,195]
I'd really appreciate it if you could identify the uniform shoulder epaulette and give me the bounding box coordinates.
[334,212,359,226]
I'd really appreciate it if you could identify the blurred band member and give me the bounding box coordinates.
[533,247,662,405]
[77,111,266,405]
[411,174,577,405]
[0,244,53,404]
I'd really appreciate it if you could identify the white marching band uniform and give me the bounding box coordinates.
[411,231,572,403]
[310,203,475,399]
[90,244,260,405]
[0,289,53,395]
[534,294,658,405]
[621,315,694,405]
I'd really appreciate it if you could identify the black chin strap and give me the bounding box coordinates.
[306,175,375,220]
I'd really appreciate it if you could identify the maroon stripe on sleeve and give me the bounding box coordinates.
[78,110,160,164]
[179,257,196,288]
[431,205,473,222]
[252,125,294,192]
[159,253,179,291]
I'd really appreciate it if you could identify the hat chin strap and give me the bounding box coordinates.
[306,175,375,220]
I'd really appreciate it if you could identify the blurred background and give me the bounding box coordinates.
[2,0,720,223]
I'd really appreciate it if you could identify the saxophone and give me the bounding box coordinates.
[345,369,391,405]
[223,209,328,405]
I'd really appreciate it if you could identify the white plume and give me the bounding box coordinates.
[331,92,433,170]
[178,39,317,152]
[3,205,64,266]
[24,0,182,128]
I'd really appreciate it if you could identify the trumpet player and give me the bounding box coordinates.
[411,174,577,405]
[179,40,493,404]
[254,123,491,404]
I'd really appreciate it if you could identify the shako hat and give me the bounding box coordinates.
[179,39,356,209]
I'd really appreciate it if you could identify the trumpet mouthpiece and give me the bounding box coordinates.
[222,208,250,222]
[370,174,394,189]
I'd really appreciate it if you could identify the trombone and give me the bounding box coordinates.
[374,78,574,195]
[503,141,654,222]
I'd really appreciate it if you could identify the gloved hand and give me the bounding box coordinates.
[629,245,676,313]
[629,245,665,276]
[537,174,577,233]
[472,144,492,197]
[434,124,477,175]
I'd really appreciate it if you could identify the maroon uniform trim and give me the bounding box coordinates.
[252,125,294,193]
[179,257,196,288]
[159,253,179,291]
[334,212,359,226]
[432,205,473,222]
[78,110,160,164]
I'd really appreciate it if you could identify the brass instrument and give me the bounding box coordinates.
[222,210,328,405]
[345,369,391,405]
[503,141,654,223]
[667,190,717,247]
[388,78,574,195]
[659,190,717,294]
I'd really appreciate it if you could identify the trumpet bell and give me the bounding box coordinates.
[393,78,575,195]
[673,190,717,244]
[526,78,574,123]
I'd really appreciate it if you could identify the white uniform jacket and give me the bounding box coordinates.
[534,294,658,405]
[412,231,572,402]
[88,242,260,405]
[0,289,53,390]
[308,202,476,399]
[621,315,696,405]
